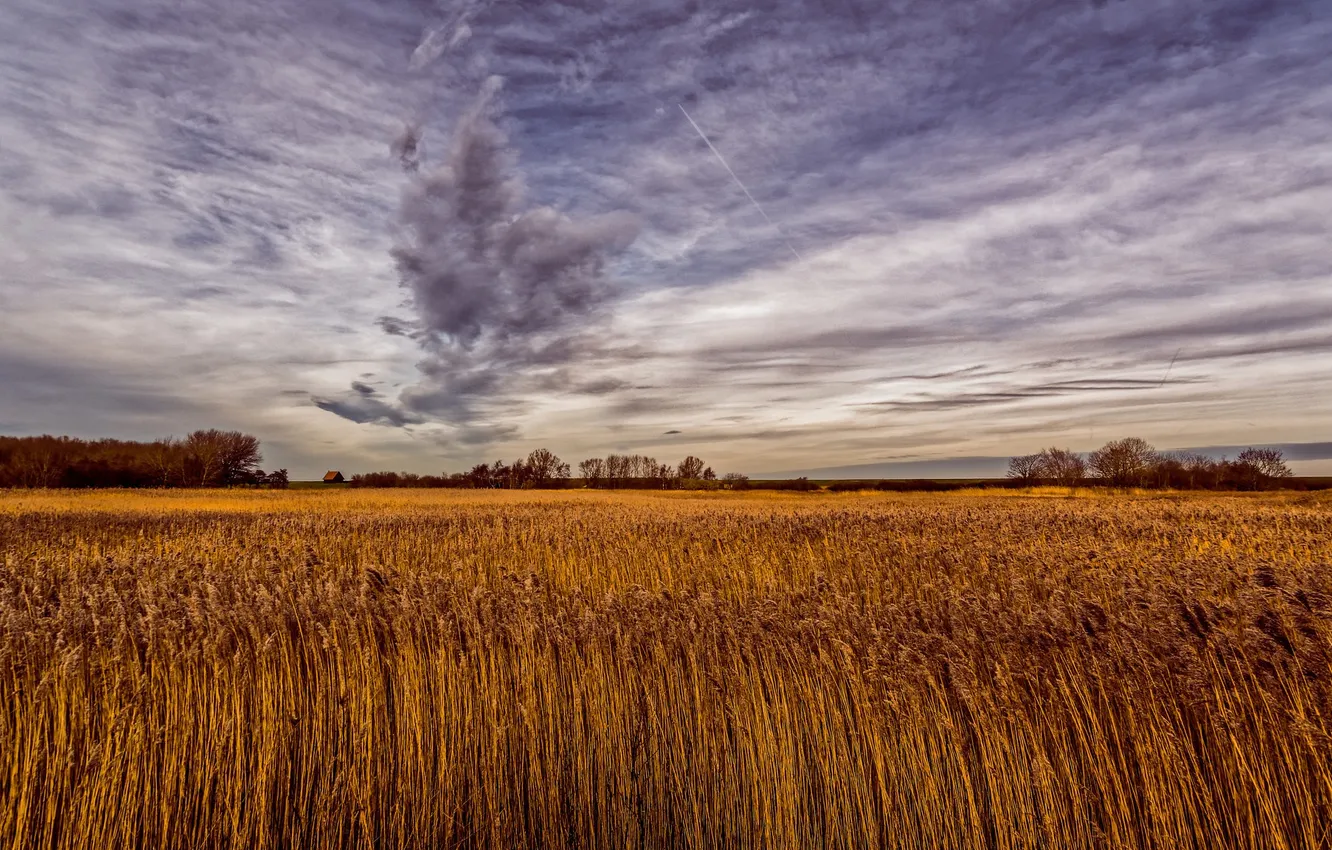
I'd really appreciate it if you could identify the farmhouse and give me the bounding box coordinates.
[322,470,345,483]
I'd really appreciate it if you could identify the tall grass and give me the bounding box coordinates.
[2,490,1330,848]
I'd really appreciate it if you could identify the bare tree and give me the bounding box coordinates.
[721,472,750,490]
[12,436,66,488]
[0,432,262,489]
[492,463,508,488]
[1172,452,1214,492]
[678,456,706,480]
[184,430,262,487]
[656,462,678,489]
[1006,453,1044,485]
[185,430,225,486]
[579,458,606,488]
[219,432,263,485]
[605,455,629,487]
[525,448,571,487]
[1234,447,1293,490]
[1039,447,1087,488]
[1238,447,1293,480]
[1171,452,1215,490]
[465,463,493,488]
[147,438,183,487]
[636,455,658,480]
[1089,438,1157,487]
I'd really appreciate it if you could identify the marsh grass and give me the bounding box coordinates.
[2,489,1330,848]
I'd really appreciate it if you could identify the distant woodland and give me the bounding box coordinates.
[0,433,1319,491]
[0,432,285,489]
[1005,438,1301,491]
[347,452,746,490]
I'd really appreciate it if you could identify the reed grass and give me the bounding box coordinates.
[2,489,1330,848]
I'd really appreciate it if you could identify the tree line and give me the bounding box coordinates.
[1008,438,1294,490]
[0,431,285,489]
[349,451,752,490]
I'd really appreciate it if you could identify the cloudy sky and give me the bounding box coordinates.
[2,0,1330,478]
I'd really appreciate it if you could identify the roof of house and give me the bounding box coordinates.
[323,470,343,482]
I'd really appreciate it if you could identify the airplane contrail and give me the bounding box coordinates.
[1158,348,1182,388]
[678,103,803,262]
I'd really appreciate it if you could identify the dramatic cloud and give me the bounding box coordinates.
[1,0,1330,476]
[319,69,640,438]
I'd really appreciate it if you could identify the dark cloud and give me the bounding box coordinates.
[574,378,631,396]
[321,77,640,436]
[390,82,639,348]
[376,317,416,337]
[310,393,423,428]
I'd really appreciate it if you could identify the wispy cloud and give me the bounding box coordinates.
[0,0,1329,476]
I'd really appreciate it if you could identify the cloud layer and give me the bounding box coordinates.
[1,0,1330,476]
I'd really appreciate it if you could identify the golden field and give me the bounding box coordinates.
[2,488,1331,849]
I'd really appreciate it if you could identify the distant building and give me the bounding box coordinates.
[322,470,345,483]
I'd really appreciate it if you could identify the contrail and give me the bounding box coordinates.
[1158,348,1181,388]
[678,103,803,262]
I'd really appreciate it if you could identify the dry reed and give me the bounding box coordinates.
[1,489,1330,848]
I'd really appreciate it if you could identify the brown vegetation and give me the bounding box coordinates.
[0,431,281,488]
[353,451,731,490]
[2,489,1331,848]
[1010,440,1296,490]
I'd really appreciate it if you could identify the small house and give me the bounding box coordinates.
[322,470,345,484]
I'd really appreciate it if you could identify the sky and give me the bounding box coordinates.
[2,0,1330,479]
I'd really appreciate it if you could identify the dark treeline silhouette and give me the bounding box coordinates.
[349,451,748,490]
[1008,438,1297,490]
[577,454,722,489]
[350,448,572,490]
[0,431,285,489]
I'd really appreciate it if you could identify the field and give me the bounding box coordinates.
[2,489,1331,849]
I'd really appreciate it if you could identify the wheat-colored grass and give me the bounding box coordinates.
[2,489,1330,848]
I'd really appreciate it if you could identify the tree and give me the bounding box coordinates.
[1089,438,1157,487]
[1148,452,1186,489]
[702,467,716,481]
[183,429,261,487]
[1237,447,1293,481]
[1006,453,1044,484]
[579,458,606,488]
[1176,452,1217,490]
[12,436,67,488]
[146,438,184,487]
[218,432,263,485]
[721,472,750,490]
[491,460,517,489]
[1231,447,1292,490]
[465,463,493,488]
[655,462,678,489]
[605,454,630,487]
[0,431,264,489]
[678,456,706,480]
[632,455,659,481]
[184,430,224,486]
[525,449,571,487]
[1039,447,1086,488]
